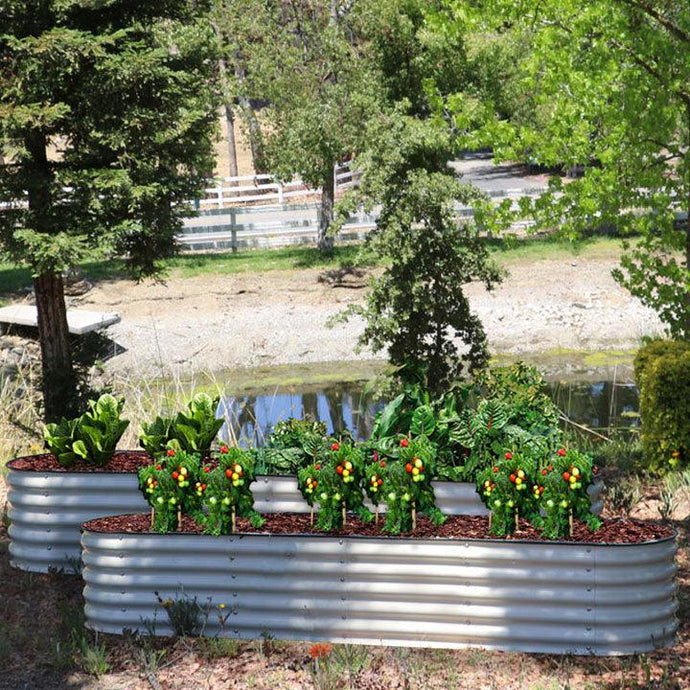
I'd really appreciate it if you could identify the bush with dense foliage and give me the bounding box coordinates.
[634,340,690,472]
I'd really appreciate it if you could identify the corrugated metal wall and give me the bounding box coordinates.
[82,530,677,655]
[7,468,603,573]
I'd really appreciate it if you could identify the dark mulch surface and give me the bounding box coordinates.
[84,512,674,544]
[7,450,151,473]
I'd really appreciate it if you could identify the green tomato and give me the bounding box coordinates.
[493,499,502,507]
[168,497,176,505]
[320,492,328,501]
[546,499,554,508]
[223,497,231,505]
[402,492,411,502]
[156,496,164,504]
[209,496,217,505]
[560,500,568,508]
[507,500,514,508]
[387,492,396,501]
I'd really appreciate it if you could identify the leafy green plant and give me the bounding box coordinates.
[138,450,203,532]
[607,476,643,516]
[202,447,264,534]
[44,394,129,467]
[139,393,224,456]
[378,437,445,534]
[540,448,601,538]
[297,442,372,531]
[253,417,329,474]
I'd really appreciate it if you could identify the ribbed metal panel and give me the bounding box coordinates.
[7,469,149,572]
[8,467,603,573]
[82,529,676,655]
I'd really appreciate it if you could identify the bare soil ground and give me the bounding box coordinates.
[0,494,687,690]
[64,254,663,380]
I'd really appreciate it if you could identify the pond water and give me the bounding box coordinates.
[217,378,640,446]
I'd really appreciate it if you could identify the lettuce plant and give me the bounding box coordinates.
[44,394,129,467]
[139,393,223,456]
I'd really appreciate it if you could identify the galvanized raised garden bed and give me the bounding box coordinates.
[7,460,603,572]
[81,526,677,655]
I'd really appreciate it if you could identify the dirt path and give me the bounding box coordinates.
[69,254,663,380]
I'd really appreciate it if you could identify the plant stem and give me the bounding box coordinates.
[342,504,346,526]
[488,512,493,531]
[412,504,416,531]
[569,508,574,537]
[310,507,314,526]
[231,505,236,534]
[177,508,182,532]
[375,506,379,524]
[150,507,154,530]
[514,508,519,532]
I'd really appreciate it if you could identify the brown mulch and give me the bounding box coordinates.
[7,450,151,473]
[83,511,674,545]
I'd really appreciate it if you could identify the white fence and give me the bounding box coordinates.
[195,164,356,210]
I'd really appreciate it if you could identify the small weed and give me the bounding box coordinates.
[197,637,240,660]
[0,622,13,664]
[155,590,205,637]
[76,633,110,677]
[658,488,677,522]
[257,629,275,658]
[607,476,643,515]
[333,644,369,688]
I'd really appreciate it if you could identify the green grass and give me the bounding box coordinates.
[0,235,626,298]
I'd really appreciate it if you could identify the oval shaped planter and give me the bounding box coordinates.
[81,525,677,655]
[7,458,604,572]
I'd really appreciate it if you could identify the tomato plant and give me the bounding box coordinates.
[476,449,540,536]
[138,450,202,533]
[297,442,372,531]
[202,447,264,534]
[378,437,445,534]
[540,448,601,538]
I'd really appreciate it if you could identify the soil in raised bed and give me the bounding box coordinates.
[83,512,674,544]
[8,450,152,473]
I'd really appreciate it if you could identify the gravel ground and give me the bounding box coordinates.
[66,254,663,380]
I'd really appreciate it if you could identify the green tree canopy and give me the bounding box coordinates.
[0,0,219,419]
[465,0,690,339]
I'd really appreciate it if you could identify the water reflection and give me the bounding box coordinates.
[217,380,640,446]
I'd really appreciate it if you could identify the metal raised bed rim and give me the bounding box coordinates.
[80,517,676,549]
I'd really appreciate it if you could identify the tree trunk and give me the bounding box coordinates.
[224,102,239,179]
[234,59,264,174]
[318,168,335,254]
[34,271,76,422]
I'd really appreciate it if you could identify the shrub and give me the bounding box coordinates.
[139,393,223,456]
[634,340,690,472]
[44,394,129,467]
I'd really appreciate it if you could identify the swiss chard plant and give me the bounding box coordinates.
[44,394,130,467]
[297,442,372,531]
[138,450,203,533]
[139,393,224,456]
[252,417,329,475]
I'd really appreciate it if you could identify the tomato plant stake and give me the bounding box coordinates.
[310,506,314,526]
[342,504,346,527]
[150,507,154,530]
[412,504,417,531]
[569,508,574,538]
[231,506,236,534]
[177,508,182,532]
[514,508,519,532]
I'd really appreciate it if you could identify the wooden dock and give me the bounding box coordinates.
[0,305,120,335]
